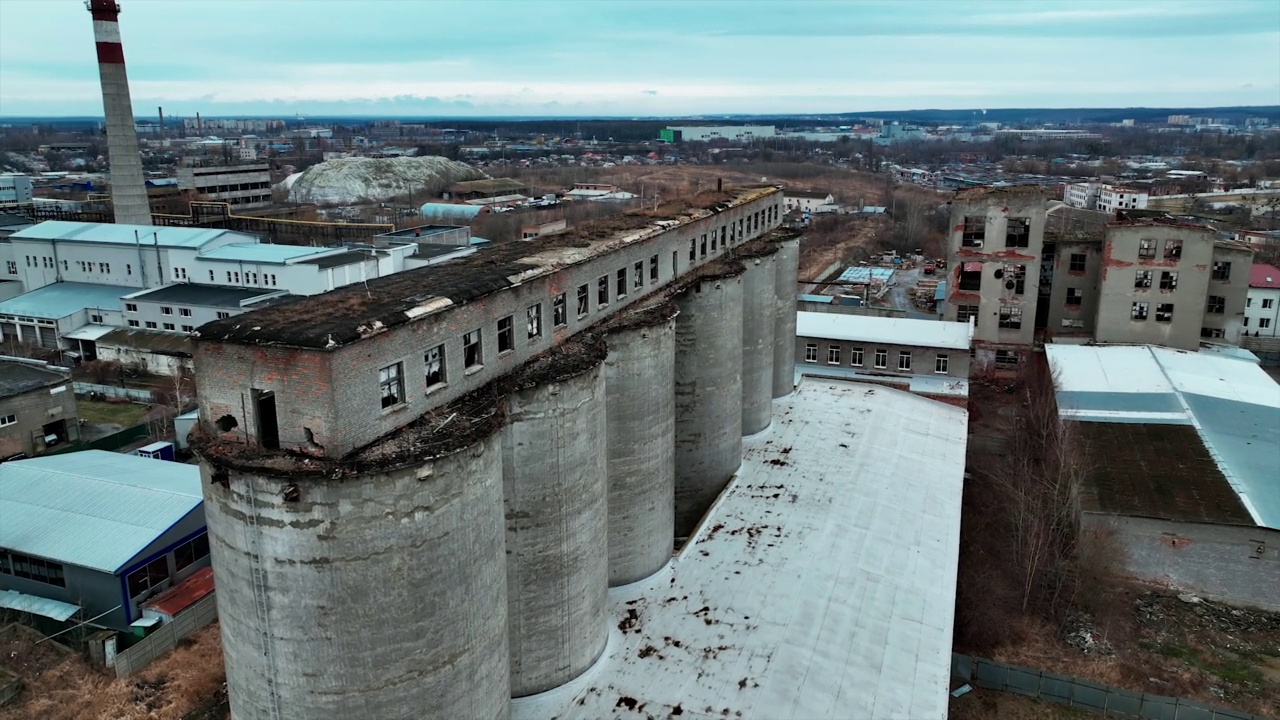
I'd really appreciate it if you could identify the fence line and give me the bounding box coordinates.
[113,593,218,678]
[952,653,1266,720]
[74,382,157,403]
[48,423,150,455]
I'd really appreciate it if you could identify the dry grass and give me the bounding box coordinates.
[0,624,225,720]
[949,688,1096,720]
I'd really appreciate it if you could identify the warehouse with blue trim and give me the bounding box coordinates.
[0,450,208,630]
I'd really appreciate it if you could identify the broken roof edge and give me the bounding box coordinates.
[192,334,609,481]
[953,185,1048,201]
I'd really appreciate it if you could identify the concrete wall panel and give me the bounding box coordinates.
[741,253,777,434]
[772,236,800,397]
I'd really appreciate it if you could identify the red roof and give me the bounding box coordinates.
[1250,263,1280,289]
[142,566,215,617]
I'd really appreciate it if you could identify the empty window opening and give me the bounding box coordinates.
[1163,239,1182,261]
[650,255,659,283]
[689,239,696,262]
[527,304,542,339]
[961,216,986,247]
[1200,327,1225,339]
[1205,295,1225,315]
[554,293,568,327]
[1069,253,1087,273]
[1155,303,1174,323]
[425,344,446,388]
[253,390,279,449]
[1006,218,1030,248]
[994,350,1020,369]
[1212,261,1231,281]
[1159,271,1178,290]
[1132,302,1149,320]
[998,306,1023,329]
[897,351,912,371]
[617,268,628,299]
[379,363,404,409]
[956,304,980,326]
[634,261,644,290]
[700,235,708,258]
[577,284,589,317]
[1134,270,1153,289]
[464,329,483,368]
[959,266,982,291]
[498,316,514,354]
[598,275,610,307]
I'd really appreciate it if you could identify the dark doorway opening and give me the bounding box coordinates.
[253,390,280,450]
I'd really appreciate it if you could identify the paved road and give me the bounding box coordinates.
[885,265,922,313]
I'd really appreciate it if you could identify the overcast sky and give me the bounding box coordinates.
[1,0,1277,117]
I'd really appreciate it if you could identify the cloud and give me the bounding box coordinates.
[642,90,658,95]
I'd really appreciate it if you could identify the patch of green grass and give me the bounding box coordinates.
[1153,642,1264,687]
[77,400,149,427]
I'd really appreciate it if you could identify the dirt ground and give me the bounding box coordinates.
[949,687,1096,719]
[0,624,226,720]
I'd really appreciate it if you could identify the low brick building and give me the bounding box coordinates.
[0,359,78,459]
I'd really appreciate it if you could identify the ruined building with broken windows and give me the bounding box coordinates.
[188,185,800,719]
[944,186,1253,371]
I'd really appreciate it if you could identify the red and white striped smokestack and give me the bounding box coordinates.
[88,0,152,225]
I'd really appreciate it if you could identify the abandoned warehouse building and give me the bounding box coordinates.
[189,184,969,720]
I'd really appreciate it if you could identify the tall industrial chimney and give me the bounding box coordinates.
[157,105,164,138]
[88,0,151,225]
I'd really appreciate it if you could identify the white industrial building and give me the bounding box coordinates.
[783,190,836,213]
[1063,182,1149,213]
[1246,263,1280,336]
[0,221,427,351]
[0,174,34,204]
[663,125,776,142]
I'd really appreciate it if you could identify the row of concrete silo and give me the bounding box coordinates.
[199,231,801,720]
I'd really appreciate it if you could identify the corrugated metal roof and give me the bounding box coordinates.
[0,282,125,319]
[0,589,80,621]
[798,293,834,304]
[0,450,203,573]
[796,311,973,350]
[198,242,337,264]
[0,360,69,398]
[1047,343,1280,529]
[11,221,257,249]
[514,380,968,720]
[1248,264,1280,290]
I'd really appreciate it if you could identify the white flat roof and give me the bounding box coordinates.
[796,311,972,351]
[513,380,968,720]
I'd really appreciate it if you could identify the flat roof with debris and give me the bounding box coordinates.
[1047,343,1280,529]
[512,380,967,720]
[196,186,779,350]
[125,283,283,309]
[0,360,69,398]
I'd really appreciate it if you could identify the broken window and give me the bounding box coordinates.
[1131,302,1149,320]
[597,275,609,307]
[554,293,567,327]
[850,348,864,367]
[527,304,542,339]
[711,232,717,252]
[425,345,446,389]
[1155,303,1174,323]
[689,239,696,262]
[720,227,727,246]
[497,316,514,354]
[1138,238,1156,259]
[1061,319,1085,329]
[617,268,628,299]
[804,343,818,363]
[998,306,1023,329]
[959,265,982,291]
[827,345,840,365]
[577,284,589,317]
[1201,327,1225,339]
[1066,288,1083,306]
[1005,218,1030,248]
[464,329,482,368]
[994,350,1020,369]
[1212,261,1231,280]
[634,261,644,290]
[874,349,888,369]
[1163,239,1182,261]
[379,362,404,409]
[897,351,912,371]
[1069,253,1087,273]
[1159,271,1178,290]
[701,234,708,258]
[961,216,986,247]
[999,264,1026,294]
[649,255,659,283]
[1134,270,1153,289]
[935,354,949,374]
[956,304,980,326]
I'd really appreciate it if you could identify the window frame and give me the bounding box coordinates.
[827,345,841,365]
[497,315,515,355]
[1068,253,1087,273]
[998,305,1023,329]
[1159,271,1178,291]
[1134,270,1153,289]
[850,348,864,367]
[935,354,949,374]
[526,303,542,340]
[1212,261,1231,281]
[463,329,483,370]
[553,293,568,327]
[576,284,590,318]
[1206,295,1225,314]
[597,275,609,307]
[1155,303,1174,323]
[804,343,818,363]
[897,351,912,372]
[424,344,446,390]
[1131,301,1149,320]
[379,362,405,409]
[874,348,888,369]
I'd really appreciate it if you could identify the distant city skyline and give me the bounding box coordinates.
[0,0,1277,117]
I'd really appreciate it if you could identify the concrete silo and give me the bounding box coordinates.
[603,304,678,586]
[502,344,610,696]
[772,233,802,397]
[673,263,746,537]
[200,428,511,720]
[738,243,779,435]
